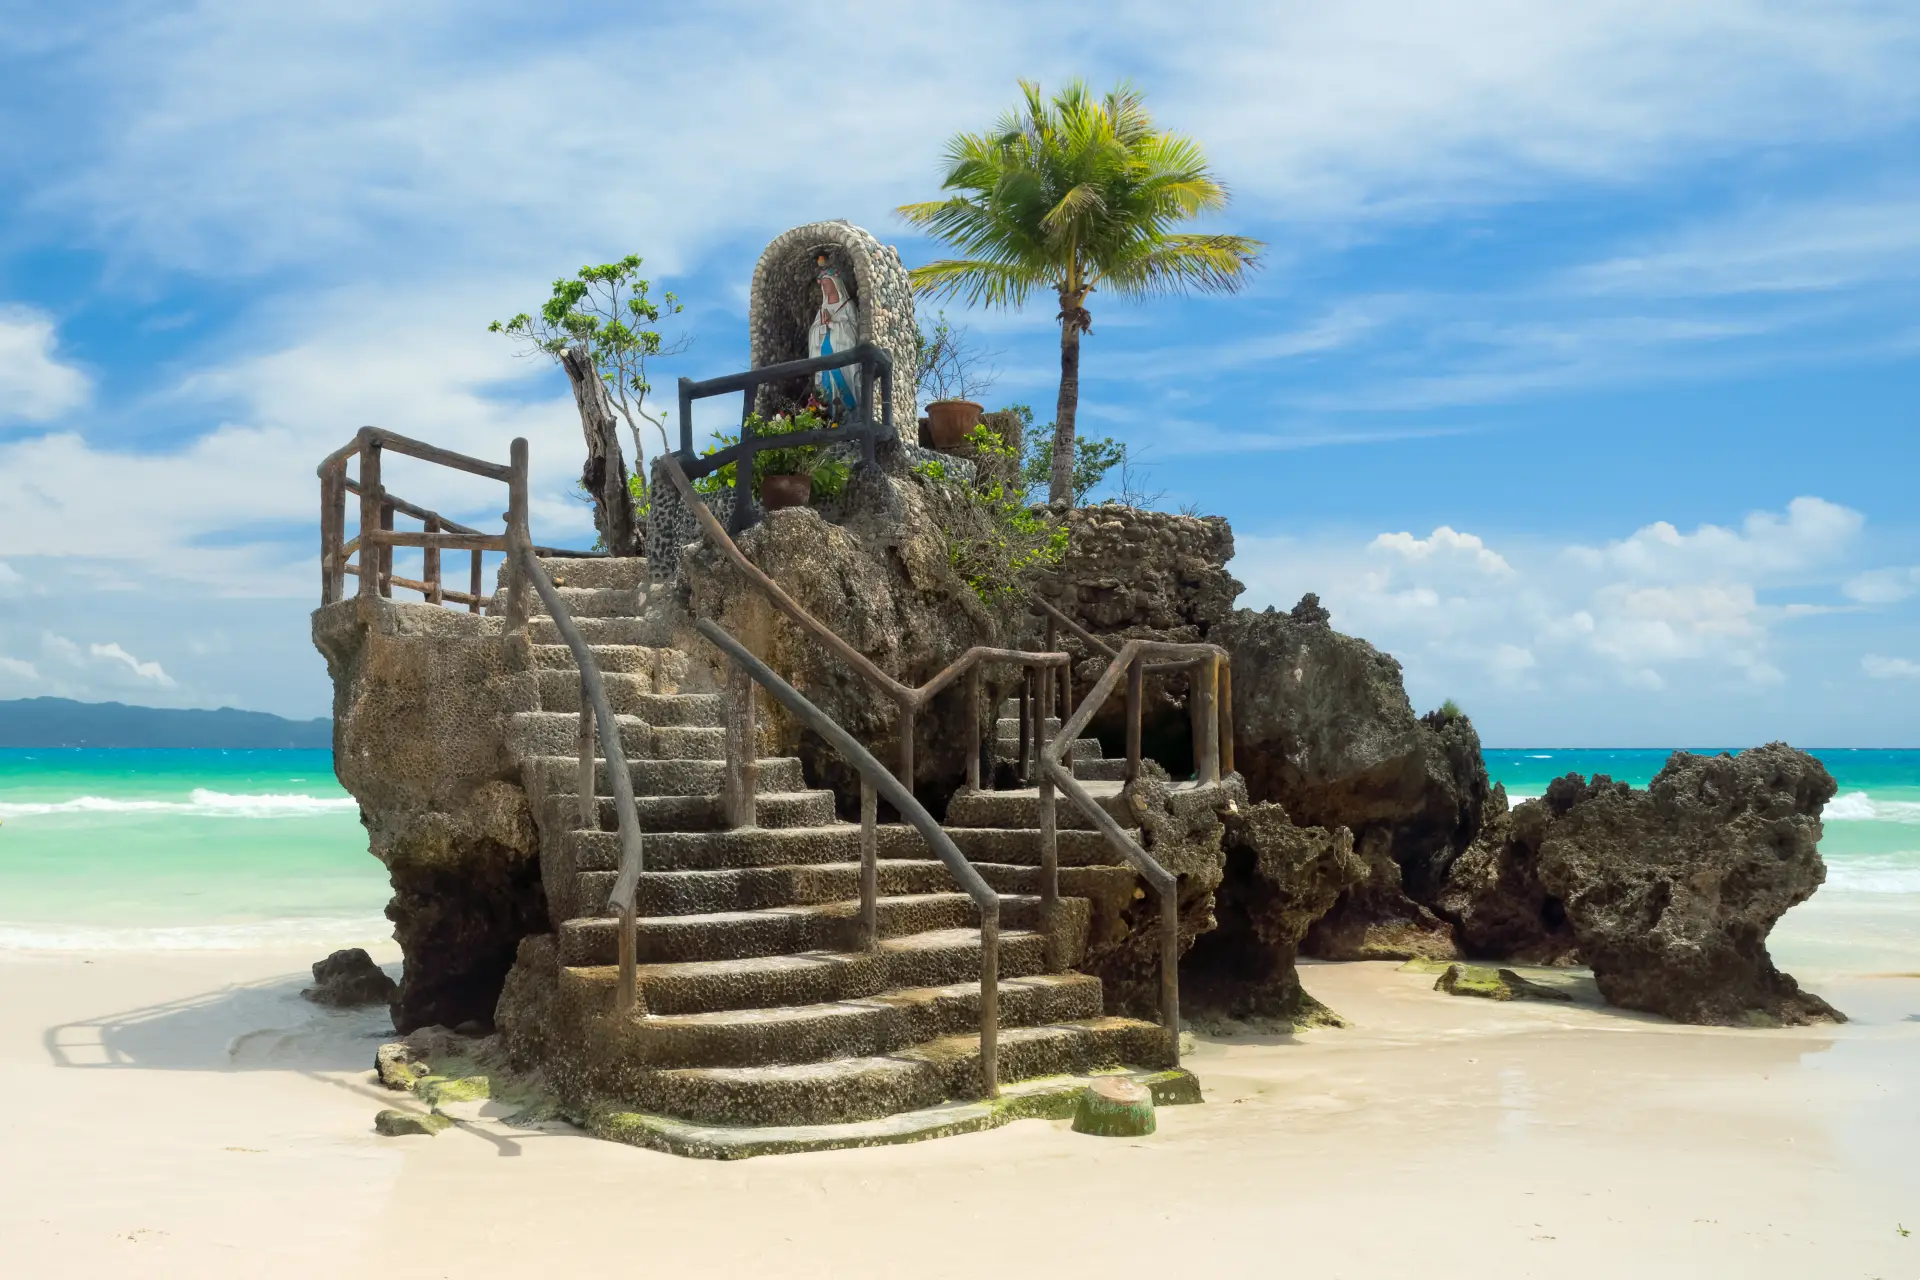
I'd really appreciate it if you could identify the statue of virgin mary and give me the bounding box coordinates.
[807,253,861,418]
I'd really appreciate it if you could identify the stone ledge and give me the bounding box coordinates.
[588,1066,1201,1160]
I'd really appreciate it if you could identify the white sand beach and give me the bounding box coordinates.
[4,928,1916,1279]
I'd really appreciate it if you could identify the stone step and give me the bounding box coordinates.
[508,700,724,755]
[531,643,675,677]
[526,754,804,798]
[533,669,661,712]
[995,735,1103,763]
[531,556,648,590]
[594,790,836,834]
[650,726,725,759]
[1073,757,1130,782]
[565,823,1138,872]
[945,783,1133,830]
[529,615,675,647]
[639,1017,1175,1127]
[573,859,1135,918]
[558,893,1054,966]
[493,584,648,618]
[620,973,1105,1070]
[997,716,1063,735]
[563,926,1052,1016]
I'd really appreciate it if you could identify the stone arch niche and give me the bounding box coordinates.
[747,220,918,422]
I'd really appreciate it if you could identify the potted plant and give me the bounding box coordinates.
[916,312,997,450]
[743,404,851,511]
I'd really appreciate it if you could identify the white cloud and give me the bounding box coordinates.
[0,306,89,423]
[88,641,175,686]
[1863,654,1920,680]
[0,561,21,594]
[1844,566,1920,604]
[1233,496,1865,704]
[0,656,38,684]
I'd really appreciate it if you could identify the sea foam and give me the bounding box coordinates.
[0,916,391,951]
[0,789,357,819]
[1825,791,1920,823]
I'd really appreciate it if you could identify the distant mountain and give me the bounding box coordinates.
[0,698,333,749]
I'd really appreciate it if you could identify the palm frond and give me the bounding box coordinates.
[907,258,1052,308]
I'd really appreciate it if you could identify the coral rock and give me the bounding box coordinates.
[301,948,398,1008]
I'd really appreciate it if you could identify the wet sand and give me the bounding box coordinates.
[3,939,1916,1279]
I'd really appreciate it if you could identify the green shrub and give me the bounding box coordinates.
[914,423,1069,606]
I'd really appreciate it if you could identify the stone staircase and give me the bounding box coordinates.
[492,556,1188,1153]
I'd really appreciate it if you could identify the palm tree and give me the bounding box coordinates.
[899,80,1262,506]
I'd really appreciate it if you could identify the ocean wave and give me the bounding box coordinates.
[1823,856,1920,895]
[1825,791,1920,823]
[0,916,392,951]
[0,789,357,819]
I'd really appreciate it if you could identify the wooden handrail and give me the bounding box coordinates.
[697,617,1001,1098]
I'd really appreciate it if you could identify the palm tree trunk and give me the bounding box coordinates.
[1050,288,1090,507]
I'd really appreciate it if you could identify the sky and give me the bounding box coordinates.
[0,0,1916,746]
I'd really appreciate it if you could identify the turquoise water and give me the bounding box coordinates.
[1,748,1914,963]
[0,749,388,948]
[1487,749,1920,895]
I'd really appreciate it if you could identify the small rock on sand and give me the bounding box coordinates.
[374,1109,450,1137]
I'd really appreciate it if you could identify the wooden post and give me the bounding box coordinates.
[966,665,981,792]
[378,500,395,598]
[1038,767,1058,966]
[356,433,380,600]
[1125,653,1144,786]
[859,779,878,952]
[724,665,757,829]
[503,437,529,628]
[1044,616,1058,717]
[1219,658,1234,778]
[898,703,915,794]
[319,467,339,604]
[616,897,637,1017]
[576,703,596,831]
[1192,653,1220,785]
[979,909,999,1099]
[468,549,484,615]
[1161,889,1181,1063]
[423,515,443,605]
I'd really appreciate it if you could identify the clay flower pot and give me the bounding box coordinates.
[761,472,813,510]
[925,399,983,449]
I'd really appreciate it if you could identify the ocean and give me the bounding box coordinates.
[1,747,1915,971]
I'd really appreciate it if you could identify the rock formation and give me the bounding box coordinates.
[312,601,543,1032]
[677,450,1034,816]
[1431,785,1579,964]
[301,947,398,1007]
[1528,745,1843,1026]
[1212,597,1490,960]
[1180,799,1366,1026]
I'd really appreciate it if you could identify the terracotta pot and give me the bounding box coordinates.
[761,472,813,510]
[925,399,983,449]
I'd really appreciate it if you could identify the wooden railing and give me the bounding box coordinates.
[658,453,1066,791]
[317,428,648,1016]
[696,617,1003,1097]
[676,344,896,536]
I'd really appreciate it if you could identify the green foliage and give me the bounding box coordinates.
[898,81,1261,504]
[915,423,1070,606]
[1000,402,1130,505]
[1431,698,1467,725]
[490,254,686,465]
[692,406,849,502]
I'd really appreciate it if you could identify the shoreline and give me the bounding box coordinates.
[3,944,1915,1277]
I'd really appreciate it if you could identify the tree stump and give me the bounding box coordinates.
[1071,1077,1156,1137]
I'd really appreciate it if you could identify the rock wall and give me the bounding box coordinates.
[312,600,543,1032]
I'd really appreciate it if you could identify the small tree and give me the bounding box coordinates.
[899,81,1262,507]
[491,256,686,554]
[915,311,1000,412]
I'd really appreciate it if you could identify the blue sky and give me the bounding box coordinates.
[0,0,1916,745]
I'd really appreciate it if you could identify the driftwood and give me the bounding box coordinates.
[559,344,643,557]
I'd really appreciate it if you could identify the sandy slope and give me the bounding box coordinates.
[1,944,1915,1280]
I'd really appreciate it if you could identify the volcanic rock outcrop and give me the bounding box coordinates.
[1180,799,1367,1026]
[1527,745,1843,1026]
[678,450,1032,816]
[1431,785,1579,964]
[313,602,543,1032]
[1212,596,1490,960]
